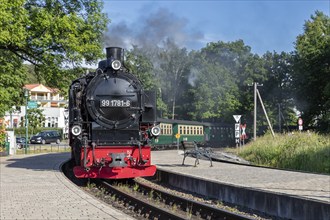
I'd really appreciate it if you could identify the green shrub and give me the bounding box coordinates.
[0,123,6,151]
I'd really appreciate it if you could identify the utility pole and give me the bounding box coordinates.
[253,83,257,141]
[172,97,176,120]
[278,103,281,133]
[256,89,275,138]
[159,88,162,118]
[249,82,263,141]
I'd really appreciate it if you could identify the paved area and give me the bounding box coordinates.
[152,150,330,203]
[1,150,328,220]
[0,153,134,220]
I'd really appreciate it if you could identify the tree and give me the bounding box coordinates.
[0,51,27,117]
[28,108,46,130]
[0,0,108,116]
[292,11,330,131]
[125,46,156,90]
[22,108,46,134]
[124,46,168,118]
[261,51,296,130]
[189,62,240,121]
[158,40,191,119]
[188,40,266,123]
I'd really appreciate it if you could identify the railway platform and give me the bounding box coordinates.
[151,150,330,220]
[0,153,133,220]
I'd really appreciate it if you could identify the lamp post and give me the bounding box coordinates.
[24,89,29,154]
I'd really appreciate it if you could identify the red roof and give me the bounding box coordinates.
[23,84,59,93]
[23,84,40,90]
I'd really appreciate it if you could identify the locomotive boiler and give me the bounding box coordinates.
[69,47,160,179]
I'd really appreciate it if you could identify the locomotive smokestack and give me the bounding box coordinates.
[106,47,124,63]
[98,47,125,70]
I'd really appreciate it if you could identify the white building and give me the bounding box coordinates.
[24,84,67,108]
[3,84,69,135]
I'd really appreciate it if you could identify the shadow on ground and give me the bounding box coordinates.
[3,152,70,171]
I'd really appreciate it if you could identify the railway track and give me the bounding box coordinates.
[94,178,255,220]
[62,160,265,219]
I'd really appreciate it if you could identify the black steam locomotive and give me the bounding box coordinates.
[69,47,160,179]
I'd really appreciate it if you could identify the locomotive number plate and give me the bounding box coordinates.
[100,99,131,107]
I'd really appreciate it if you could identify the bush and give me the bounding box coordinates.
[239,132,330,174]
[0,123,6,151]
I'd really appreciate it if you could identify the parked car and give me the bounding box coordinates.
[16,137,27,149]
[30,131,62,144]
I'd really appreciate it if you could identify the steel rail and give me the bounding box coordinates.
[134,179,254,220]
[96,179,186,220]
[63,160,255,219]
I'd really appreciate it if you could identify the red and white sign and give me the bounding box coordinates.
[298,118,303,131]
[241,124,247,139]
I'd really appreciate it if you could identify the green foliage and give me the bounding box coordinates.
[125,46,156,90]
[239,132,330,174]
[256,51,296,129]
[188,40,267,122]
[0,123,6,148]
[118,11,328,133]
[24,64,45,84]
[125,39,299,127]
[0,51,27,117]
[157,40,192,119]
[29,108,45,129]
[0,0,108,116]
[0,0,28,47]
[125,46,169,117]
[189,63,240,121]
[293,11,330,131]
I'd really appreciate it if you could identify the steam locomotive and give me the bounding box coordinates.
[69,47,160,179]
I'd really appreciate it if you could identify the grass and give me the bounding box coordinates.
[238,131,330,174]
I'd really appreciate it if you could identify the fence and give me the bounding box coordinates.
[15,144,70,155]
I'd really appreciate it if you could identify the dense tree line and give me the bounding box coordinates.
[0,1,328,133]
[127,40,294,131]
[126,11,329,133]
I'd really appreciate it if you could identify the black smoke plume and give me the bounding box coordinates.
[104,7,204,49]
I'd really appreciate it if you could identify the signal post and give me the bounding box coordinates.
[233,115,241,148]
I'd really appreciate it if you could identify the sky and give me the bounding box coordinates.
[101,0,329,55]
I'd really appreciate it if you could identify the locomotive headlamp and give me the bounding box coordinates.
[111,60,121,70]
[72,125,82,136]
[151,126,161,136]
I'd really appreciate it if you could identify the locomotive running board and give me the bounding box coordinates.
[73,165,157,179]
